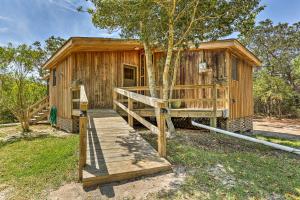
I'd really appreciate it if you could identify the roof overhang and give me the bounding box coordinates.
[42,37,261,69]
[43,37,143,69]
[203,39,262,66]
[155,39,261,66]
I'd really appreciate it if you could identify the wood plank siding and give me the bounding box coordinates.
[48,38,258,126]
[229,51,254,119]
[150,49,254,118]
[151,50,227,109]
[72,51,140,109]
[49,55,73,120]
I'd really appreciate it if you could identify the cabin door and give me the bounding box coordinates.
[123,64,137,87]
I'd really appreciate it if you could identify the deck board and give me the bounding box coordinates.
[82,109,171,187]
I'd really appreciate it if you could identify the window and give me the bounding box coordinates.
[52,68,56,86]
[231,56,239,81]
[124,66,135,80]
[123,64,137,87]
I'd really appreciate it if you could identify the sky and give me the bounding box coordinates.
[0,0,300,46]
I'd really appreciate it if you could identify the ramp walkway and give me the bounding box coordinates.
[81,109,171,187]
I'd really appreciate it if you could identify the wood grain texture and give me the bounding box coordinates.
[48,46,255,131]
[82,109,171,187]
[229,51,254,119]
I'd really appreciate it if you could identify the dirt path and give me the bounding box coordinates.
[253,118,300,139]
[48,166,186,200]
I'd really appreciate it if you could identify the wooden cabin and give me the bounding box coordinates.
[43,37,261,133]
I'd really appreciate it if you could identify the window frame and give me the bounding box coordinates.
[122,63,138,86]
[231,56,239,81]
[52,68,57,86]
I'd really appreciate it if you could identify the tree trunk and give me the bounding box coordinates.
[169,50,181,99]
[143,41,164,131]
[21,110,30,133]
[162,16,176,134]
[143,42,158,98]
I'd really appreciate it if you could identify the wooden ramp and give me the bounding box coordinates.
[82,109,172,187]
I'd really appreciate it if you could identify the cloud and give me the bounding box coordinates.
[0,27,9,33]
[0,16,12,21]
[47,0,78,13]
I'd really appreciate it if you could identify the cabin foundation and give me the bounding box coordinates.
[57,117,74,133]
[227,116,253,132]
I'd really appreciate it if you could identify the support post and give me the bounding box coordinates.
[157,108,166,157]
[210,83,217,132]
[225,50,231,130]
[128,98,133,127]
[113,90,117,111]
[159,86,163,99]
[79,109,87,181]
[78,85,88,181]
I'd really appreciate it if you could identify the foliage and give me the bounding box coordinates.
[88,0,262,48]
[0,44,47,131]
[0,135,78,199]
[44,36,66,56]
[0,36,65,127]
[253,68,295,117]
[240,20,300,117]
[32,36,66,78]
[142,130,300,199]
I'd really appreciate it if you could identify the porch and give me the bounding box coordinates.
[72,83,229,187]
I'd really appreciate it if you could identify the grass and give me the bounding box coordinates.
[0,135,79,199]
[1,125,299,199]
[253,135,300,148]
[141,130,300,200]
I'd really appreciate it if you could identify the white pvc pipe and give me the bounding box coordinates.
[191,121,300,155]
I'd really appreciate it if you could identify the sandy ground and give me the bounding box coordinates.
[253,118,300,139]
[0,124,71,142]
[48,166,186,200]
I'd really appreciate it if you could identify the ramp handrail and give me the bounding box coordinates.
[72,85,88,181]
[113,87,167,157]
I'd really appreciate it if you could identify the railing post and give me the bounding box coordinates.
[79,103,87,181]
[113,89,117,111]
[210,83,217,131]
[128,98,133,127]
[157,107,167,158]
[78,85,88,182]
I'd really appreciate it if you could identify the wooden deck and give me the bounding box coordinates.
[118,108,226,118]
[82,109,171,187]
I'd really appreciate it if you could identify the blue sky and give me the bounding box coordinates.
[0,0,300,46]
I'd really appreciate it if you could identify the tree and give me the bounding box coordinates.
[240,20,300,117]
[240,20,300,89]
[87,0,263,132]
[45,36,66,56]
[33,36,66,79]
[0,44,46,132]
[253,68,294,117]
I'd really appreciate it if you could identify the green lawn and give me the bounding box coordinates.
[254,135,300,148]
[142,130,300,200]
[0,135,79,199]
[1,126,299,199]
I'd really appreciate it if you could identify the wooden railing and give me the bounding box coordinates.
[27,96,49,119]
[113,87,168,157]
[117,84,229,129]
[72,85,88,181]
[121,84,229,109]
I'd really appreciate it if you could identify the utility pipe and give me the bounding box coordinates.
[191,121,300,155]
